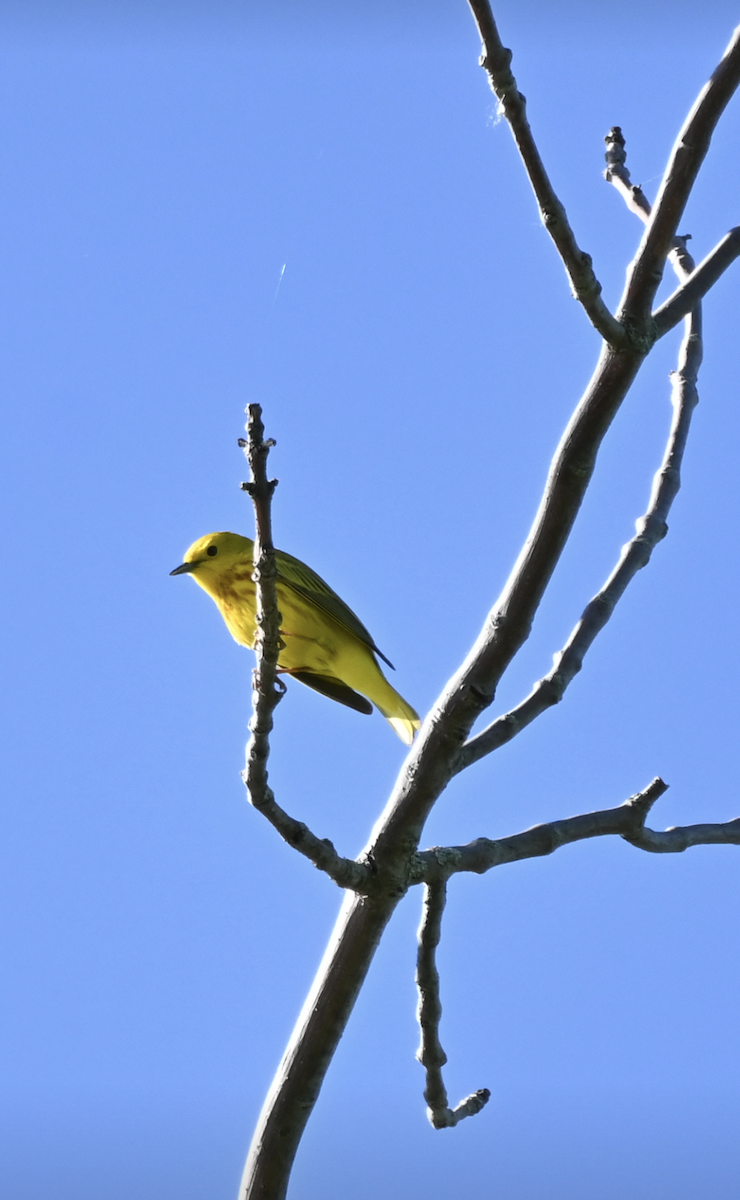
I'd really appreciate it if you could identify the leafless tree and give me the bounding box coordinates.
[234,5,740,1197]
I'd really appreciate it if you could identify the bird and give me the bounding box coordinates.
[170,531,421,745]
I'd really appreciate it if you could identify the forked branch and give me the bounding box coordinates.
[467,0,624,346]
[605,124,740,333]
[620,24,740,322]
[414,780,740,881]
[238,19,740,1200]
[459,280,701,770]
[457,127,704,772]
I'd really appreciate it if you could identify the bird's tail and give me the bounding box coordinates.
[373,689,421,746]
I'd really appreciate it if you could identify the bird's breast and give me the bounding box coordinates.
[213,570,258,647]
[207,568,342,672]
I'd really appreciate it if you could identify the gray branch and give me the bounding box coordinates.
[239,403,282,794]
[239,406,370,894]
[238,25,740,1200]
[416,879,490,1128]
[603,127,653,225]
[458,283,701,771]
[604,125,694,280]
[457,130,704,773]
[606,132,740,329]
[369,38,738,886]
[414,779,740,881]
[653,228,740,336]
[619,24,740,324]
[466,0,624,346]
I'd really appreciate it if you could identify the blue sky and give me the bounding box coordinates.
[2,3,739,1198]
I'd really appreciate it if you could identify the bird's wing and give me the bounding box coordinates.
[275,549,395,670]
[288,671,374,714]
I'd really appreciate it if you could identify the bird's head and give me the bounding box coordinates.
[170,531,254,581]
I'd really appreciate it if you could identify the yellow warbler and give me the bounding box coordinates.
[170,531,420,744]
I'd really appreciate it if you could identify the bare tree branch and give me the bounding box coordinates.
[466,0,625,346]
[603,127,653,224]
[238,26,740,1200]
[239,403,282,792]
[416,879,490,1129]
[605,126,740,324]
[604,125,700,299]
[605,124,697,280]
[620,24,740,324]
[653,228,740,336]
[624,820,740,853]
[383,30,740,836]
[414,780,740,881]
[458,278,701,772]
[239,406,370,893]
[246,790,373,891]
[457,126,706,773]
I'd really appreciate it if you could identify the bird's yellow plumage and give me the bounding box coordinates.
[170,531,420,744]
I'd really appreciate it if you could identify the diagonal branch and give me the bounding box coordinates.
[416,879,490,1128]
[458,282,701,772]
[653,228,740,336]
[379,85,739,817]
[414,779,740,881]
[246,791,371,892]
[239,405,371,893]
[604,125,693,274]
[238,28,739,1200]
[457,127,704,774]
[620,23,740,323]
[603,127,653,225]
[466,0,624,346]
[605,134,740,332]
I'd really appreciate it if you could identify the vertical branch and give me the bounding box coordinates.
[416,879,490,1128]
[238,404,283,800]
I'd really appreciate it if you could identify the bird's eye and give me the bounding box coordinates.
[207,545,218,557]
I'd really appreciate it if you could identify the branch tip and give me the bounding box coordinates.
[237,409,364,891]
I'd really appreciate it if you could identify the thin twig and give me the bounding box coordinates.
[603,127,652,224]
[239,403,282,793]
[413,779,740,882]
[457,130,704,773]
[466,0,624,346]
[239,405,370,893]
[604,125,699,291]
[416,879,490,1128]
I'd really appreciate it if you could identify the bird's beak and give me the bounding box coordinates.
[170,561,197,576]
